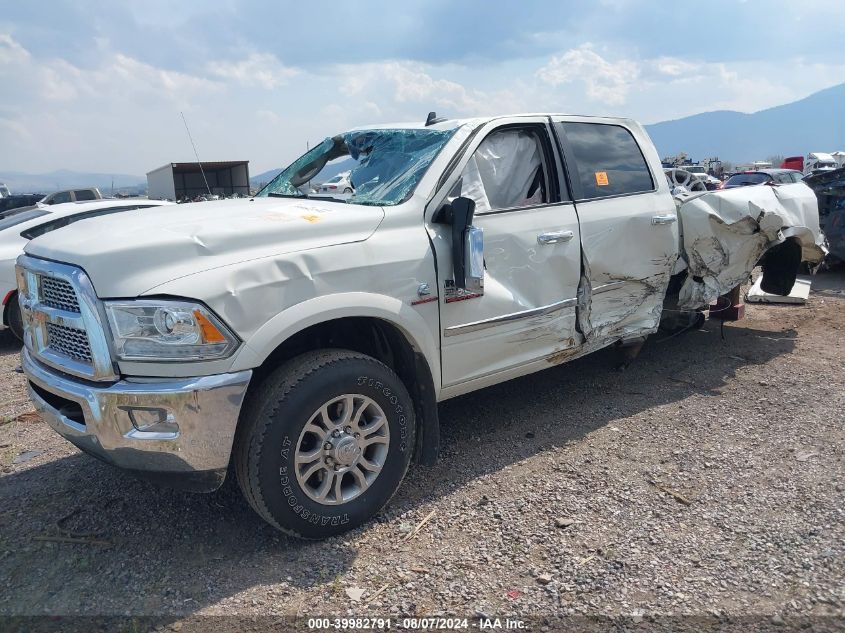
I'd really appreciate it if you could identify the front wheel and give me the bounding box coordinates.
[234,349,416,538]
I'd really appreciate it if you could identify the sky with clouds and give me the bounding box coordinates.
[1,0,843,175]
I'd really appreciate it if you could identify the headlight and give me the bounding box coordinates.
[104,300,239,361]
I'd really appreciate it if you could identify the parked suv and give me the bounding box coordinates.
[16,114,825,538]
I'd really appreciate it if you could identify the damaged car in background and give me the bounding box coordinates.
[804,166,845,264]
[14,112,825,539]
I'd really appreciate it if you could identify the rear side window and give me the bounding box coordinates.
[73,189,97,201]
[557,122,654,199]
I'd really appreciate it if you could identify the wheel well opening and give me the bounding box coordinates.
[254,318,413,384]
[760,237,803,296]
[250,317,439,464]
[2,290,17,328]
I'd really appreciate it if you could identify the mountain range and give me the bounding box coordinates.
[645,82,844,163]
[0,169,145,195]
[2,83,842,194]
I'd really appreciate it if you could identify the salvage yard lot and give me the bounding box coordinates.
[0,271,843,624]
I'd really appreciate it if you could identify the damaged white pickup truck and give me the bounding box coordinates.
[16,114,825,538]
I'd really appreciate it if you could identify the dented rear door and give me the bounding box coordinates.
[551,117,678,341]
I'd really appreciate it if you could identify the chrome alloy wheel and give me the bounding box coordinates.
[294,394,390,505]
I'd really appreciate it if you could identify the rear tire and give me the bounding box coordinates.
[234,349,416,538]
[7,293,23,342]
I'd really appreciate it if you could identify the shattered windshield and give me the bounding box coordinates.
[257,128,455,206]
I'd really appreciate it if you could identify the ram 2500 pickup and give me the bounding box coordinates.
[16,113,825,538]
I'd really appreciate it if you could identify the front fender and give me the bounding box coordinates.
[230,292,441,390]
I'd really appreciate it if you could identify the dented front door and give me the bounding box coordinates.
[552,117,679,341]
[427,119,582,388]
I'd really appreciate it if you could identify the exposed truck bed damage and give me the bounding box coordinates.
[674,184,826,311]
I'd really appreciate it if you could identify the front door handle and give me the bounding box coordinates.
[537,230,575,245]
[651,214,677,225]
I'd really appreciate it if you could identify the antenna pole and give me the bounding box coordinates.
[180,111,212,195]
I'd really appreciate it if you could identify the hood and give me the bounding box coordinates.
[24,197,385,297]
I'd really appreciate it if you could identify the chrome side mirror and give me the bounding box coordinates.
[464,225,484,292]
[434,196,484,291]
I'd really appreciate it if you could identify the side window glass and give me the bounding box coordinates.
[50,191,72,204]
[558,122,654,199]
[456,129,549,214]
[74,189,97,201]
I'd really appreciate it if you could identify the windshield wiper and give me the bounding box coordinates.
[308,195,353,204]
[267,192,307,199]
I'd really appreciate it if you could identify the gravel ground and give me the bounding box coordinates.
[0,270,843,630]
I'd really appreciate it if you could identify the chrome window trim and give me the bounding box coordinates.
[16,254,117,382]
[444,297,576,338]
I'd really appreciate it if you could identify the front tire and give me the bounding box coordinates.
[234,349,416,538]
[6,292,23,342]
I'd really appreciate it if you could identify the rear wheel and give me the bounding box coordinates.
[6,293,23,342]
[234,349,416,538]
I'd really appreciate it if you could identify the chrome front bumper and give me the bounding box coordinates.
[22,348,252,491]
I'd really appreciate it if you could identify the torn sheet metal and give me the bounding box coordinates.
[804,167,845,262]
[675,183,826,310]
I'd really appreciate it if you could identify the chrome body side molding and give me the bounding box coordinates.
[444,297,577,337]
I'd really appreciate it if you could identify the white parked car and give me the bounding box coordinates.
[16,113,825,538]
[1,199,173,340]
[317,171,354,197]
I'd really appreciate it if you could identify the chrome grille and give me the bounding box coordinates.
[40,276,80,313]
[46,322,92,363]
[17,254,117,381]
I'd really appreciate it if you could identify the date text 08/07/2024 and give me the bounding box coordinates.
[306,617,527,629]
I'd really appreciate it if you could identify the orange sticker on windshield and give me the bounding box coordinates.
[595,171,609,186]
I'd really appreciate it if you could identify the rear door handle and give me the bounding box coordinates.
[537,230,575,245]
[651,214,677,225]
